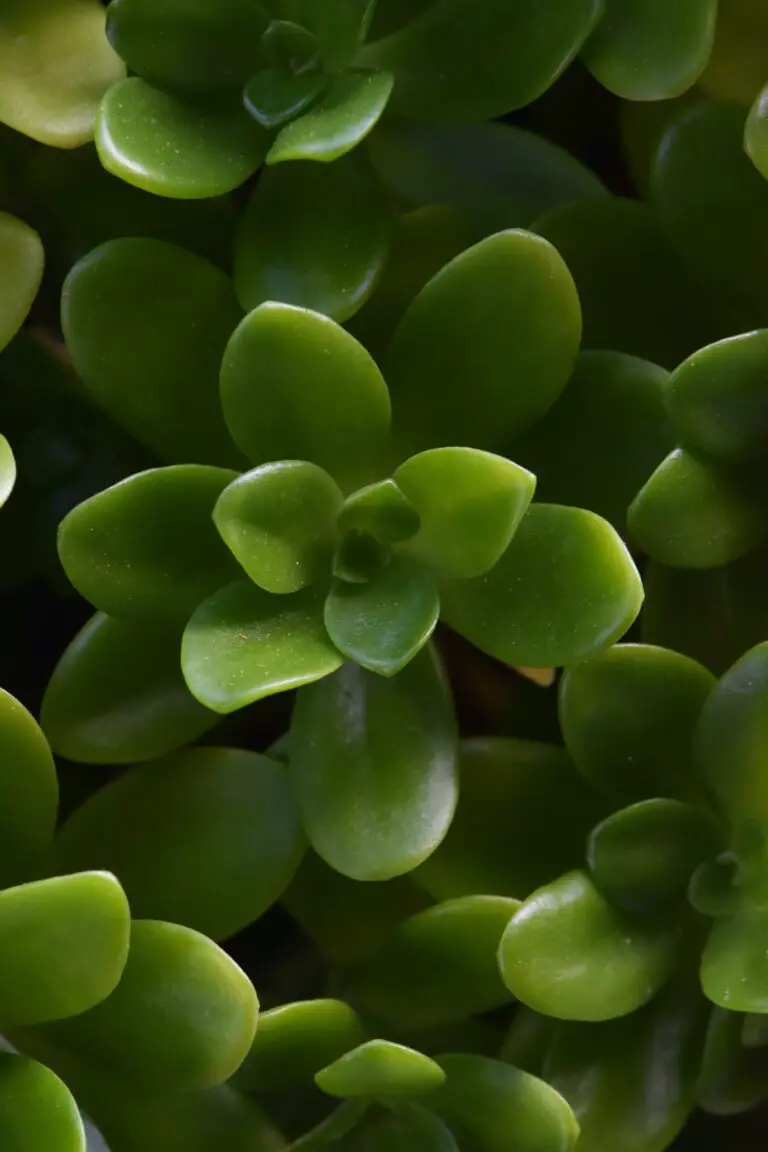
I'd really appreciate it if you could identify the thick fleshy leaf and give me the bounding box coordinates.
[360,0,603,121]
[385,231,581,456]
[546,976,706,1152]
[697,1007,768,1115]
[0,872,129,1028]
[233,154,391,322]
[747,82,768,183]
[508,352,672,532]
[62,238,243,464]
[582,0,716,99]
[338,480,420,544]
[54,747,304,941]
[414,738,608,902]
[498,871,682,1021]
[290,1101,366,1151]
[351,896,519,1028]
[233,1000,365,1092]
[0,0,125,146]
[701,910,768,1013]
[559,643,716,802]
[501,1008,558,1077]
[316,1040,444,1098]
[0,687,57,888]
[289,647,458,880]
[0,434,15,508]
[698,0,768,104]
[394,448,535,578]
[243,69,327,129]
[182,581,343,713]
[628,448,766,569]
[41,614,218,764]
[214,462,343,594]
[96,78,268,198]
[0,213,44,353]
[220,303,391,492]
[665,330,768,463]
[336,1105,459,1152]
[441,504,643,669]
[431,1054,579,1152]
[57,466,239,624]
[0,1053,85,1152]
[297,0,378,70]
[268,71,393,164]
[366,120,607,241]
[324,555,439,676]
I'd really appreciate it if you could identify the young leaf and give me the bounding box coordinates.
[267,71,394,164]
[338,480,420,544]
[0,687,58,888]
[316,1040,445,1098]
[701,910,768,1013]
[244,69,327,129]
[299,0,378,71]
[0,1053,85,1152]
[0,213,44,352]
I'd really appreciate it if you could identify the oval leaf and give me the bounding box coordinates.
[338,480,420,544]
[0,213,44,353]
[697,1006,768,1115]
[316,1040,445,1099]
[0,434,16,508]
[701,910,768,1013]
[268,70,393,164]
[244,68,327,130]
[0,687,58,888]
[0,1053,85,1152]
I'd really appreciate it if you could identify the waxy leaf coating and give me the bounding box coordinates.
[0,1053,85,1152]
[267,70,394,164]
[316,1040,445,1098]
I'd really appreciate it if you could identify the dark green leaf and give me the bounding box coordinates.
[243,69,327,130]
[336,1105,459,1152]
[299,0,378,71]
[697,1007,768,1115]
[500,1008,557,1077]
[0,1053,85,1151]
[316,1040,445,1098]
[0,687,57,888]
[338,480,420,544]
[641,561,742,677]
[268,71,393,164]
[701,910,768,1013]
[0,212,44,352]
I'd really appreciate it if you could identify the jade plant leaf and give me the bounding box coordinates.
[0,871,129,1028]
[351,896,519,1028]
[298,0,378,71]
[267,71,394,164]
[336,1105,459,1152]
[62,238,244,465]
[664,330,768,464]
[700,910,768,1013]
[0,0,125,147]
[96,78,268,198]
[559,643,716,802]
[697,1007,768,1115]
[220,303,391,492]
[338,480,420,544]
[0,434,15,508]
[440,504,643,669]
[628,448,766,569]
[40,613,218,765]
[233,999,365,1092]
[289,647,458,880]
[244,69,327,130]
[386,230,581,456]
[0,213,45,353]
[501,1008,558,1077]
[316,1040,445,1098]
[0,1053,85,1152]
[746,83,768,182]
[53,747,305,941]
[214,462,344,594]
[44,920,258,1092]
[394,448,536,578]
[57,465,240,624]
[581,0,716,100]
[359,0,603,121]
[0,687,58,887]
[430,1054,579,1152]
[498,870,682,1021]
[183,581,343,713]
[233,154,391,322]
[414,738,608,902]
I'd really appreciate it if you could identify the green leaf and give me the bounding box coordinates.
[298,0,378,71]
[430,1054,579,1152]
[581,0,716,99]
[701,910,768,1012]
[0,213,44,353]
[697,1007,768,1115]
[0,0,125,147]
[324,555,439,676]
[106,0,268,93]
[182,580,342,712]
[665,330,768,464]
[54,747,304,941]
[440,504,643,669]
[385,230,581,456]
[233,999,365,1092]
[498,870,682,1021]
[332,531,390,584]
[414,738,608,903]
[501,1008,558,1077]
[0,687,57,888]
[747,82,768,181]
[290,647,458,880]
[233,154,391,322]
[0,1053,85,1152]
[0,434,15,508]
[290,1100,367,1152]
[243,69,327,130]
[628,448,767,569]
[96,78,268,198]
[509,351,673,532]
[338,480,420,544]
[743,1014,768,1047]
[214,462,344,594]
[351,896,519,1029]
[698,0,768,105]
[360,0,603,121]
[0,872,129,1028]
[220,303,391,492]
[335,1105,459,1152]
[268,71,393,164]
[57,465,240,624]
[559,643,716,802]
[42,920,258,1092]
[62,238,244,465]
[394,448,535,578]
[41,613,219,765]
[316,1040,445,1098]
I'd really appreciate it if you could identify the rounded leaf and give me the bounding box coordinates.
[498,871,682,1021]
[0,687,58,888]
[0,1053,85,1152]
[0,434,16,509]
[697,1007,768,1116]
[338,480,420,545]
[289,646,458,881]
[267,70,393,164]
[0,213,44,353]
[701,911,768,1013]
[316,1040,445,1099]
[244,68,327,130]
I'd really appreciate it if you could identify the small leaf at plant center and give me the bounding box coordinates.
[267,70,394,164]
[316,1040,445,1098]
[244,69,327,130]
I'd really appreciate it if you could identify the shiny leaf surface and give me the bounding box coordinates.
[316,1040,445,1098]
[268,71,393,164]
[0,687,58,887]
[0,213,44,353]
